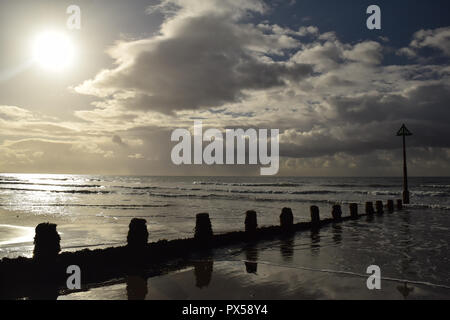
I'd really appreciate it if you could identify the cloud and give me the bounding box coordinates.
[410,27,450,56]
[399,27,450,59]
[74,0,313,114]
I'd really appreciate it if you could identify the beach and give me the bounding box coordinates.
[59,208,450,300]
[1,174,450,299]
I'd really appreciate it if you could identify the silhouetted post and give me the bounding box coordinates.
[280,207,294,232]
[310,206,320,226]
[245,210,258,234]
[365,202,375,215]
[397,199,403,210]
[33,223,61,262]
[195,213,213,242]
[387,200,394,213]
[397,124,412,204]
[127,218,149,250]
[376,201,384,214]
[332,205,342,221]
[349,203,358,219]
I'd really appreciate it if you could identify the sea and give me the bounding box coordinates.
[1,174,449,299]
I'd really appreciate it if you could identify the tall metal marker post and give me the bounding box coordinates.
[397,124,412,204]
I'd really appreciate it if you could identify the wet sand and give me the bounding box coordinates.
[0,224,34,246]
[59,259,450,300]
[57,209,450,300]
[0,208,127,258]
[2,206,450,300]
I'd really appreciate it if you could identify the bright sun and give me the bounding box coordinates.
[32,31,75,72]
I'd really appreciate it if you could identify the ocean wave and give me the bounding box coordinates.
[419,184,450,189]
[46,203,170,208]
[1,203,171,209]
[192,181,302,187]
[367,191,401,196]
[290,190,339,195]
[176,187,339,195]
[412,191,449,198]
[321,183,399,188]
[111,185,158,190]
[0,187,113,194]
[408,204,450,211]
[0,181,103,188]
[146,191,339,204]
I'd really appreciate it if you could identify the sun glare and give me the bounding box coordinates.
[32,31,75,72]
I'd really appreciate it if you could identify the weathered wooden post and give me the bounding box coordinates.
[310,206,320,226]
[280,207,294,232]
[245,210,258,234]
[365,202,375,215]
[127,218,149,250]
[332,204,342,221]
[33,223,61,262]
[349,203,358,219]
[396,199,403,210]
[397,124,412,204]
[375,201,384,214]
[387,200,394,213]
[195,213,213,242]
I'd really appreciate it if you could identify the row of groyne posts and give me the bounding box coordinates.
[0,198,405,299]
[31,199,405,261]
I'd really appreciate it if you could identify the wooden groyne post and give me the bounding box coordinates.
[310,206,320,226]
[245,210,258,234]
[375,201,384,214]
[33,223,61,262]
[365,202,375,215]
[195,213,214,243]
[280,207,294,232]
[349,203,358,219]
[127,218,149,250]
[332,204,342,221]
[387,200,394,213]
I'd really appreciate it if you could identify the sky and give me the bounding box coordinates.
[0,0,449,176]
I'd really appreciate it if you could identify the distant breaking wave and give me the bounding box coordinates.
[193,181,303,187]
[0,181,103,188]
[419,184,450,189]
[0,203,171,209]
[408,203,450,211]
[0,187,113,194]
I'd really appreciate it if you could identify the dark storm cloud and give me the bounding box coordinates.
[279,82,450,160]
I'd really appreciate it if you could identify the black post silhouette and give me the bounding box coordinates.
[245,210,258,234]
[33,223,61,262]
[387,200,394,213]
[397,124,412,204]
[127,218,149,250]
[310,206,320,226]
[349,203,358,219]
[331,204,342,221]
[365,202,375,215]
[195,213,213,242]
[280,207,294,232]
